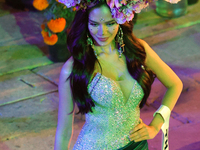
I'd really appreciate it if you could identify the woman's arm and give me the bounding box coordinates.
[142,38,183,130]
[54,57,74,150]
[129,39,183,142]
[142,39,183,111]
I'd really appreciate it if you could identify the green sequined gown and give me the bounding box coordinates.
[73,72,145,150]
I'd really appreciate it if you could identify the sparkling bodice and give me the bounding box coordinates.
[73,72,144,150]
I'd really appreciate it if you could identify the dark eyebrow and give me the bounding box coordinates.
[89,19,116,24]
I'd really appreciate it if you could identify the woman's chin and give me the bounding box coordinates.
[96,41,110,46]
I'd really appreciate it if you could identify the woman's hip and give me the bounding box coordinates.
[117,140,148,150]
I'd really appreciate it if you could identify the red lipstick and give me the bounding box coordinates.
[98,37,109,42]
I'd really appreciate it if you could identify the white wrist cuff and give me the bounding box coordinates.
[153,105,171,150]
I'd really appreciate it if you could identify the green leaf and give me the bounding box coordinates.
[48,31,52,37]
[44,28,48,32]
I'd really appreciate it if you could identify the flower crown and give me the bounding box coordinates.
[58,0,181,24]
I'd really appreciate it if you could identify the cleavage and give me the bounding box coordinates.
[92,54,135,101]
[106,74,135,103]
[91,72,135,103]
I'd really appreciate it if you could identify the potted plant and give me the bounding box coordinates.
[188,0,198,5]
[155,0,188,18]
[33,0,75,62]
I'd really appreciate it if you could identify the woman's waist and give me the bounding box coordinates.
[85,115,139,126]
[85,112,140,133]
[84,121,139,136]
[85,108,140,124]
[77,119,140,149]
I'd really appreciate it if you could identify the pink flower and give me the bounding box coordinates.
[107,0,126,9]
[131,4,140,13]
[114,0,122,8]
[132,1,149,13]
[111,8,127,24]
[122,8,135,22]
[111,8,117,18]
[116,17,127,24]
[116,11,125,20]
[126,13,134,22]
[106,0,115,8]
[58,0,81,8]
[121,0,127,5]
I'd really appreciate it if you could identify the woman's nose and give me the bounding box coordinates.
[98,24,107,36]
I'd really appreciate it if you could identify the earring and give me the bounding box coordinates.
[141,65,145,70]
[87,34,97,57]
[87,34,93,46]
[117,26,125,58]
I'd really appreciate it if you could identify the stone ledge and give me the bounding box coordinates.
[0,70,57,106]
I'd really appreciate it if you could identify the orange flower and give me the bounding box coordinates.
[33,0,49,11]
[41,30,58,45]
[73,7,77,11]
[47,18,66,33]
[41,24,46,30]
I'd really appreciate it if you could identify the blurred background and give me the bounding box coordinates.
[0,0,200,149]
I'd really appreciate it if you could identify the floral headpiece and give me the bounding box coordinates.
[58,0,181,24]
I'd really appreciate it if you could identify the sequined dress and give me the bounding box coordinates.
[73,72,144,150]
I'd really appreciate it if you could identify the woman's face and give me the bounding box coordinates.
[88,5,119,46]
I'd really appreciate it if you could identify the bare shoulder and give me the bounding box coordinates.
[137,38,151,54]
[58,56,74,112]
[60,56,74,80]
[137,38,146,45]
[137,38,169,74]
[137,38,182,88]
[137,38,159,65]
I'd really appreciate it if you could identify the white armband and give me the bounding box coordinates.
[153,105,171,150]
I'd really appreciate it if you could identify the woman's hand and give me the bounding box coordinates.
[128,119,160,142]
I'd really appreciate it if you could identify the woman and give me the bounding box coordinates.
[54,0,183,150]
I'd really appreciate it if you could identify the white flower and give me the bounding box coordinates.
[132,1,149,13]
[165,0,181,4]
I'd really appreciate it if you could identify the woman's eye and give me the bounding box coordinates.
[107,22,116,26]
[90,23,98,27]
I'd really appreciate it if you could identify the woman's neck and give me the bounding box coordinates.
[93,40,118,55]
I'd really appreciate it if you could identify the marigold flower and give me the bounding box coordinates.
[73,7,77,11]
[41,24,46,30]
[33,0,49,11]
[41,30,58,45]
[47,18,66,33]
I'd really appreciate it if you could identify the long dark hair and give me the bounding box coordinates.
[67,1,155,114]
